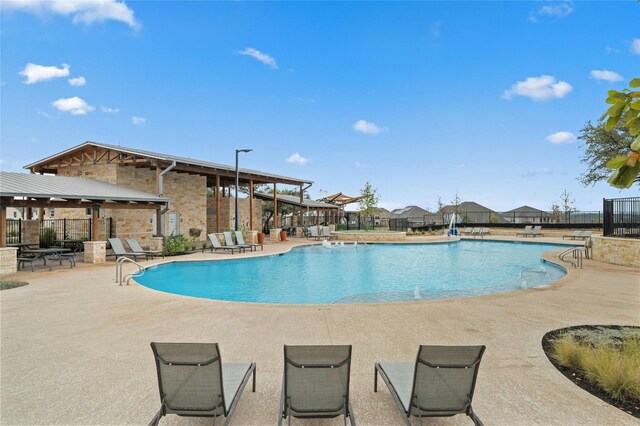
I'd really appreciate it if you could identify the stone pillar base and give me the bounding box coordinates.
[244,230,258,244]
[84,241,106,264]
[270,228,282,241]
[149,237,164,252]
[0,248,18,275]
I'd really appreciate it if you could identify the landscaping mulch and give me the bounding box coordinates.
[542,325,640,419]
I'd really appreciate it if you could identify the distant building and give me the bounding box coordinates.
[502,206,551,224]
[390,205,439,226]
[442,201,504,224]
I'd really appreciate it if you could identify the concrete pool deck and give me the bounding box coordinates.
[1,236,639,425]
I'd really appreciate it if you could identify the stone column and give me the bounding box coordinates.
[0,248,18,275]
[244,230,258,244]
[270,228,281,242]
[22,220,40,245]
[149,237,165,252]
[84,241,106,264]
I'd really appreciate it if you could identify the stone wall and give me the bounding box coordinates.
[207,196,263,233]
[591,235,640,268]
[21,220,40,245]
[0,248,18,275]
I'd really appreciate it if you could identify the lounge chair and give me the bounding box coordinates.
[235,231,263,251]
[516,225,532,237]
[562,230,581,240]
[530,225,543,237]
[462,227,474,236]
[108,238,148,261]
[577,230,593,240]
[223,231,252,252]
[126,238,164,259]
[204,233,245,254]
[307,227,322,241]
[278,345,355,425]
[375,345,486,426]
[149,342,256,426]
[322,226,337,240]
[471,228,481,237]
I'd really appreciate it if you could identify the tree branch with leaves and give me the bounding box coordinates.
[599,77,640,188]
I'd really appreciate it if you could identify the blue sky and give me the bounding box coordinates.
[1,1,639,211]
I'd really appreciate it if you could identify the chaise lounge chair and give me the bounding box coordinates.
[204,233,245,254]
[516,225,532,237]
[529,225,544,237]
[126,238,164,259]
[562,230,581,240]
[235,231,263,251]
[223,231,253,252]
[108,238,149,261]
[375,345,486,426]
[149,342,256,426]
[307,227,322,241]
[322,226,338,240]
[279,345,356,425]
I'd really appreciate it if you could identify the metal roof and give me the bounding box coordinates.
[0,172,170,203]
[253,192,339,209]
[24,141,313,185]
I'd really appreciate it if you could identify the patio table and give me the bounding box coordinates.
[22,248,75,269]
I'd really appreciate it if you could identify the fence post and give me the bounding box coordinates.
[358,213,361,231]
[19,218,22,243]
[63,218,67,240]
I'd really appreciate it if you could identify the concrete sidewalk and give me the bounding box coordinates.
[1,239,638,425]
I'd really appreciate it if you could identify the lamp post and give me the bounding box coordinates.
[235,148,253,231]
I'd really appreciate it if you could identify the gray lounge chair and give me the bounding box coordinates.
[307,227,322,241]
[375,345,486,426]
[322,226,337,240]
[530,225,543,237]
[516,225,532,237]
[223,231,252,252]
[235,231,263,251]
[108,238,148,261]
[204,233,245,254]
[150,342,256,426]
[126,238,164,259]
[279,345,355,425]
[577,230,593,240]
[562,230,581,240]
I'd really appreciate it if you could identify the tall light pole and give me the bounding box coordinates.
[235,148,253,231]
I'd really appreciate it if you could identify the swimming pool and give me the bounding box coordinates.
[136,240,567,304]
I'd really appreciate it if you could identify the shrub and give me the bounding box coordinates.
[552,333,640,402]
[0,280,29,291]
[164,234,197,255]
[40,227,57,248]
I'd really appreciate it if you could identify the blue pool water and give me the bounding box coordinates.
[136,241,567,304]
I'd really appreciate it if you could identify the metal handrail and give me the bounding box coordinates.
[355,236,369,249]
[559,246,585,269]
[115,257,146,286]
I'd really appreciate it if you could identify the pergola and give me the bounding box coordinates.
[24,141,313,230]
[253,192,340,227]
[0,172,170,247]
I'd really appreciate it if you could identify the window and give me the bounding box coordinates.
[49,210,55,218]
[86,208,92,216]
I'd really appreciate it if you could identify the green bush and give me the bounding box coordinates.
[0,280,29,291]
[40,228,57,248]
[164,234,197,255]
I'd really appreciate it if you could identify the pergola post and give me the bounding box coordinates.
[273,182,278,228]
[215,174,220,233]
[91,206,100,241]
[249,180,254,230]
[0,203,6,248]
[155,208,162,237]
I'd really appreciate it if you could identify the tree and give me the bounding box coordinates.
[598,77,640,188]
[436,195,446,225]
[559,189,575,223]
[450,192,463,224]
[358,181,379,217]
[550,203,561,223]
[578,116,635,187]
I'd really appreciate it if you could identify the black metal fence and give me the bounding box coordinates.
[389,209,604,232]
[6,219,21,244]
[603,197,640,238]
[40,219,92,246]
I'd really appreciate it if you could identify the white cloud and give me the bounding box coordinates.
[502,75,572,101]
[286,153,309,165]
[355,161,366,168]
[101,106,119,113]
[546,131,576,144]
[131,116,146,125]
[20,63,69,84]
[590,69,623,83]
[68,76,86,86]
[51,96,94,115]
[1,0,139,28]
[353,119,385,135]
[632,38,640,55]
[238,48,278,69]
[529,1,574,23]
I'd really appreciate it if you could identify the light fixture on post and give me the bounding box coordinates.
[235,148,253,231]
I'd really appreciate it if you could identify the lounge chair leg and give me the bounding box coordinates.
[252,366,256,392]
[148,407,163,426]
[468,406,483,426]
[374,365,378,392]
